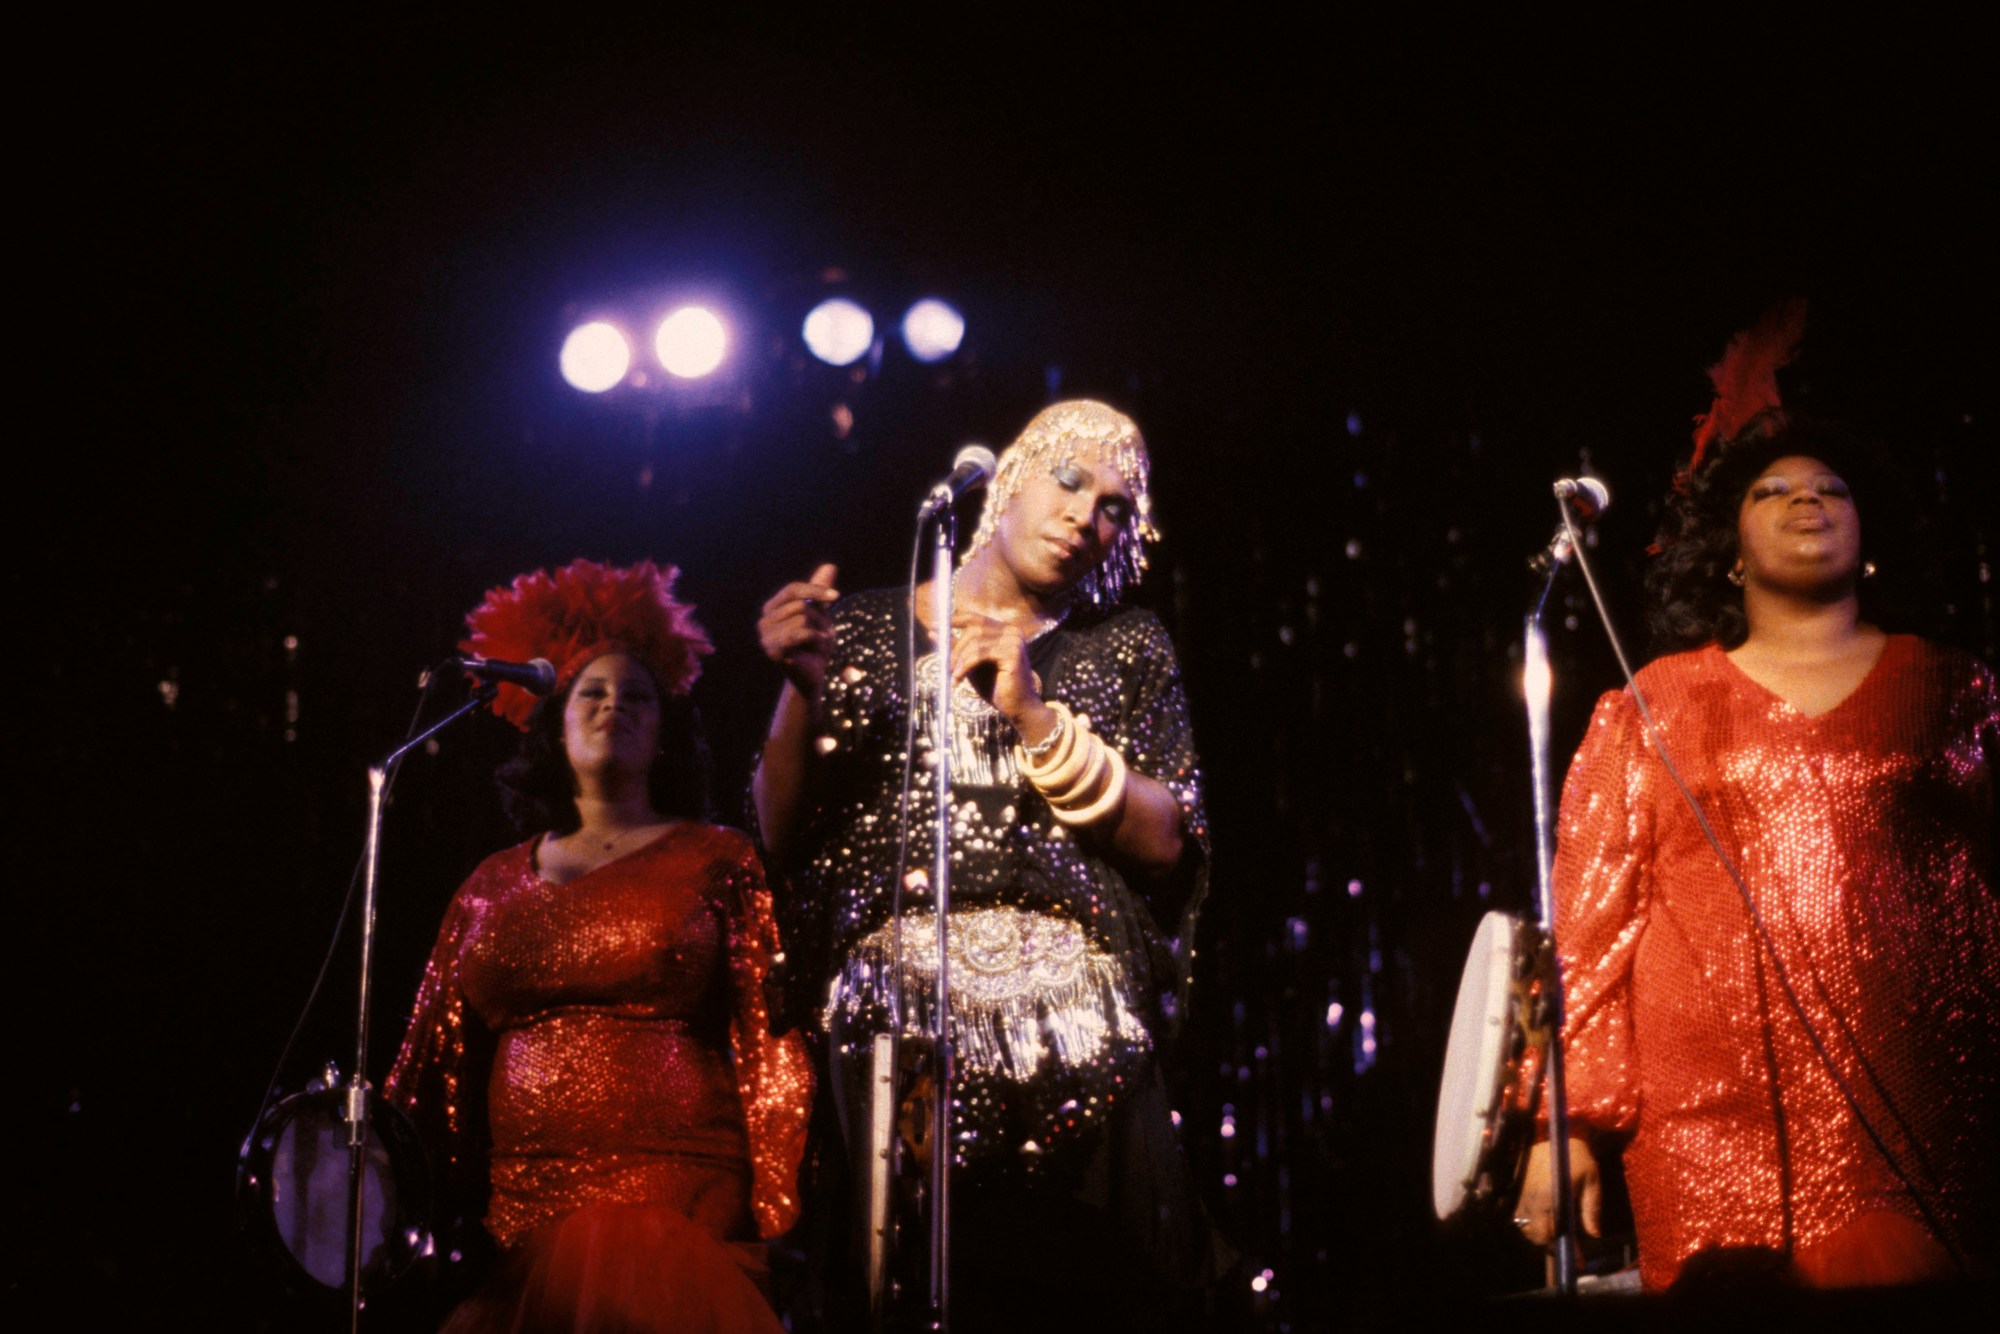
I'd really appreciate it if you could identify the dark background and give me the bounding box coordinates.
[18,15,1993,1330]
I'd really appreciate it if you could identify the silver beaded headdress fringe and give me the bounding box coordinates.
[964,399,1159,608]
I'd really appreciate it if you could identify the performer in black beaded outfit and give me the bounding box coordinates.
[753,400,1223,1331]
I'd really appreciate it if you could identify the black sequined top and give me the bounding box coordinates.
[778,587,1210,1048]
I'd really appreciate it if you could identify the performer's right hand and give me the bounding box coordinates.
[759,563,840,697]
[1517,1137,1601,1248]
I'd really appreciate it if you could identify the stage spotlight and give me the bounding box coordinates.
[653,306,728,379]
[802,297,875,366]
[900,298,964,363]
[559,321,632,393]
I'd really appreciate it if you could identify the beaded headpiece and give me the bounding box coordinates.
[965,399,1159,607]
[461,558,713,729]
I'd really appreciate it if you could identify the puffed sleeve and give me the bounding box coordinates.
[1550,687,1657,1138]
[720,837,816,1238]
[384,886,493,1219]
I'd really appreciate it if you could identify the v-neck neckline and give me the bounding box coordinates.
[531,822,685,888]
[1713,633,1902,723]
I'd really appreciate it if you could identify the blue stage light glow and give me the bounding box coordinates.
[653,306,728,379]
[559,321,632,393]
[802,297,874,366]
[900,298,964,363]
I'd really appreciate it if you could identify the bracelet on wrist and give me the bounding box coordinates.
[1026,713,1092,791]
[1017,702,1071,762]
[1052,745,1129,826]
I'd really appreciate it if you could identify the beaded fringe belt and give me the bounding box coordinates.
[828,906,1150,1084]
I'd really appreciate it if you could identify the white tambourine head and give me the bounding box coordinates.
[1432,911,1525,1220]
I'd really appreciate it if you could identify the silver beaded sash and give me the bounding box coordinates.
[828,906,1150,1084]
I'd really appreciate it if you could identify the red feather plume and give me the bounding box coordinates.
[1687,298,1808,473]
[460,559,713,729]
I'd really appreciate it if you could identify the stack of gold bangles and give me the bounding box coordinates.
[1015,701,1128,825]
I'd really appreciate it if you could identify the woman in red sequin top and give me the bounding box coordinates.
[1520,416,1998,1289]
[387,564,813,1333]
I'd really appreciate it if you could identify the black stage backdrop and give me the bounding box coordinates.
[17,16,1993,1331]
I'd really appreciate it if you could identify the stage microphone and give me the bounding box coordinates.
[456,656,559,695]
[920,444,999,518]
[1554,476,1610,521]
[1528,477,1611,574]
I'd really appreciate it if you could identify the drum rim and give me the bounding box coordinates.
[235,1084,435,1297]
[1432,910,1544,1220]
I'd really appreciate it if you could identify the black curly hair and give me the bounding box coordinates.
[1644,410,1919,654]
[494,666,712,836]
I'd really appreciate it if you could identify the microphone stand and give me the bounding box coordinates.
[343,681,496,1332]
[1524,522,1579,1296]
[922,493,957,1332]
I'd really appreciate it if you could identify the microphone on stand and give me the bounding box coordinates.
[1530,477,1612,573]
[1554,476,1611,521]
[455,656,559,695]
[919,444,999,518]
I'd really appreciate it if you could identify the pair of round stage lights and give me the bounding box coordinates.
[800,296,964,368]
[559,297,966,394]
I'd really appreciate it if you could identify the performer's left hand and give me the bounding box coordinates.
[1518,1137,1601,1248]
[949,609,1060,747]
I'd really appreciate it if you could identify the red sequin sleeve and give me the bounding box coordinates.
[1551,687,1657,1139]
[383,884,495,1212]
[721,840,815,1239]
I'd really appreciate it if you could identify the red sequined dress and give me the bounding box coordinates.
[1553,636,1999,1290]
[385,823,814,1333]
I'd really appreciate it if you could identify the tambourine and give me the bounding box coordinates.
[1432,910,1554,1221]
[236,1075,434,1296]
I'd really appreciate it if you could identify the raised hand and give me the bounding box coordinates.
[758,563,840,697]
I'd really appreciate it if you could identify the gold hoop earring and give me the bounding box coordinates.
[1862,560,1878,579]
[1727,564,1746,587]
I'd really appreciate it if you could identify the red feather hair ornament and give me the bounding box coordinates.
[1686,298,1809,475]
[460,559,713,729]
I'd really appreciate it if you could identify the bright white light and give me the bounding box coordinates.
[1522,634,1553,712]
[653,306,728,379]
[802,298,874,366]
[559,322,632,393]
[901,298,965,363]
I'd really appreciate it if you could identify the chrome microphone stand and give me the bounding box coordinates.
[921,493,958,1333]
[342,681,495,1332]
[1523,501,1585,1296]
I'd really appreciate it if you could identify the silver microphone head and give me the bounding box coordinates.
[1555,476,1610,517]
[954,444,998,482]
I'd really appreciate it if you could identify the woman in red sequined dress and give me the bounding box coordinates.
[386,561,813,1334]
[1519,414,1998,1290]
